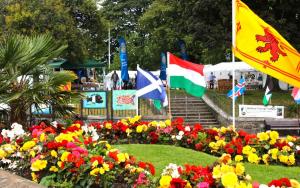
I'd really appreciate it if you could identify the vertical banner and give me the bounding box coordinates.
[119,37,129,82]
[178,40,188,60]
[159,52,167,81]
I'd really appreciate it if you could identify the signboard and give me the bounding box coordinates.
[83,92,106,109]
[31,104,51,115]
[239,105,284,118]
[113,90,137,110]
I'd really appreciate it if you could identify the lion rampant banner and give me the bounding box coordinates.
[234,0,300,88]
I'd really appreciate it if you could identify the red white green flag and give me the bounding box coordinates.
[167,52,206,97]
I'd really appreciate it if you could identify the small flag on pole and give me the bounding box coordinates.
[292,87,300,104]
[227,78,246,100]
[263,76,274,106]
[136,66,168,107]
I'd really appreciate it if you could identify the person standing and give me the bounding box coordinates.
[111,70,119,90]
[209,72,216,89]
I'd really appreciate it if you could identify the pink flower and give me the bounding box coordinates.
[197,182,209,188]
[31,154,42,164]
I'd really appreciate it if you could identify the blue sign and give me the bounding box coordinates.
[119,37,129,82]
[159,52,167,81]
[31,104,51,115]
[83,92,106,109]
[113,90,137,110]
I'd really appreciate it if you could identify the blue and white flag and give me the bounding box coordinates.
[159,52,167,81]
[119,37,129,82]
[227,78,246,100]
[136,67,168,106]
[178,40,188,60]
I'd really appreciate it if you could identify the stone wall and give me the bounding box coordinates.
[0,170,44,188]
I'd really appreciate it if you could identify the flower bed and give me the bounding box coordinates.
[0,117,300,188]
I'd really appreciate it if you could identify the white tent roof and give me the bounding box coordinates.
[204,61,256,73]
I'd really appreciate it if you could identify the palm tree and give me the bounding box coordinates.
[0,34,79,126]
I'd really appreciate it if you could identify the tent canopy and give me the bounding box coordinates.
[48,59,105,69]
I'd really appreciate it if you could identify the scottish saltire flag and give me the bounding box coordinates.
[178,40,188,60]
[227,78,246,99]
[136,67,168,106]
[119,37,129,82]
[159,52,167,81]
[292,87,300,104]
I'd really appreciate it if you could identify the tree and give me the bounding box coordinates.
[0,0,106,62]
[0,34,79,126]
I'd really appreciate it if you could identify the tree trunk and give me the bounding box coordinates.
[9,101,29,128]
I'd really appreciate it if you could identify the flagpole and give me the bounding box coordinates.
[136,64,139,115]
[167,52,172,120]
[232,0,236,130]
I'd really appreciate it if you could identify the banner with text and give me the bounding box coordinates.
[239,105,284,118]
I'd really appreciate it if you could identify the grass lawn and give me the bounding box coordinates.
[115,144,300,184]
[206,90,299,118]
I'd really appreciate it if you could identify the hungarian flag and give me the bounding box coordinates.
[167,52,206,97]
[291,87,300,104]
[263,76,274,106]
[234,0,300,88]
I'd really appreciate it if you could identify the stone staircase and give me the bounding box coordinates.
[171,96,219,128]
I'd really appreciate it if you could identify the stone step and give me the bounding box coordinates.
[171,106,209,109]
[171,112,213,115]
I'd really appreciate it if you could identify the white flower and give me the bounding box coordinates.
[178,131,184,136]
[1,158,11,164]
[81,125,88,133]
[259,184,270,188]
[171,135,175,139]
[175,135,182,140]
[51,121,58,128]
[296,145,300,151]
[184,126,191,132]
[92,132,99,141]
[288,142,294,147]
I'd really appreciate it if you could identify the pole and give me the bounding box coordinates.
[136,64,139,115]
[166,52,172,120]
[108,25,111,69]
[232,0,236,130]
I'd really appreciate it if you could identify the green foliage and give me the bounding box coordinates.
[0,0,106,61]
[0,34,80,125]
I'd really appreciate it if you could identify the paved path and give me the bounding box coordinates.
[0,170,44,188]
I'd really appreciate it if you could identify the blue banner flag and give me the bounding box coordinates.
[136,67,168,107]
[178,40,188,60]
[119,37,129,82]
[227,78,246,100]
[159,52,167,81]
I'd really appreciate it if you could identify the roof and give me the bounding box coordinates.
[48,59,105,69]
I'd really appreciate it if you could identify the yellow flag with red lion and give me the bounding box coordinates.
[234,0,300,88]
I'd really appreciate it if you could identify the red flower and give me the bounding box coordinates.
[195,143,203,151]
[268,178,291,187]
[170,178,187,188]
[0,136,3,144]
[75,158,85,168]
[108,150,119,161]
[91,156,104,165]
[73,120,84,126]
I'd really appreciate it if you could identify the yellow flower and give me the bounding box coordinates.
[103,163,110,171]
[39,133,46,142]
[269,131,279,140]
[220,164,234,174]
[90,168,100,176]
[288,154,295,165]
[184,182,192,188]
[262,154,269,165]
[159,175,172,187]
[242,145,253,155]
[287,135,296,142]
[248,153,260,164]
[106,143,111,150]
[212,165,222,179]
[221,172,238,187]
[290,179,300,188]
[235,155,243,162]
[282,146,291,152]
[268,148,279,160]
[31,172,38,182]
[99,167,105,174]
[165,119,171,126]
[236,181,252,188]
[2,144,16,154]
[136,125,143,133]
[0,149,7,159]
[55,133,74,142]
[278,155,288,164]
[29,150,36,157]
[61,151,70,162]
[269,139,276,145]
[73,123,81,128]
[51,150,57,158]
[92,160,98,168]
[117,153,126,163]
[57,161,64,168]
[21,141,36,151]
[105,123,112,129]
[235,163,245,176]
[31,159,48,171]
[142,124,148,131]
[257,132,269,141]
[49,166,58,172]
[220,127,227,133]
